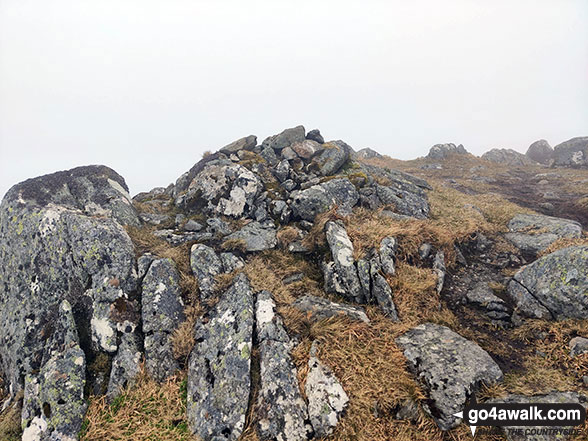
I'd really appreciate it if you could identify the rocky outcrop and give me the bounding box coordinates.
[355,148,383,159]
[290,178,359,221]
[187,273,254,440]
[396,323,503,430]
[224,220,277,252]
[526,139,553,165]
[426,143,468,160]
[141,258,185,382]
[507,246,588,320]
[292,295,370,323]
[552,136,588,168]
[255,291,313,441]
[0,165,140,437]
[481,148,537,166]
[305,341,349,437]
[505,213,582,255]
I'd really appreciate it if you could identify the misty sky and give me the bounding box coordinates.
[1,0,587,198]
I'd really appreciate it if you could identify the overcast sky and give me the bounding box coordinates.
[1,0,587,198]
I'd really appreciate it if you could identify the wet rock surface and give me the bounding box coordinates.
[396,323,503,430]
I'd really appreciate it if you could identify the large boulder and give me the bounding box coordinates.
[526,139,553,165]
[507,246,588,320]
[255,291,313,441]
[552,136,588,168]
[219,135,257,154]
[355,147,383,159]
[505,213,582,256]
[187,273,254,440]
[396,323,503,430]
[290,178,359,221]
[175,159,263,217]
[0,166,138,428]
[141,258,185,381]
[224,220,277,252]
[481,148,537,166]
[427,143,468,160]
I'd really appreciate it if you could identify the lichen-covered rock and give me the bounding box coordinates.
[396,323,503,430]
[552,136,588,168]
[106,331,142,400]
[190,244,224,300]
[175,160,263,217]
[379,236,397,276]
[426,143,468,160]
[306,341,349,437]
[310,140,351,176]
[325,221,364,303]
[507,246,588,320]
[291,139,321,159]
[0,166,137,418]
[481,148,537,166]
[142,258,185,381]
[224,220,277,252]
[291,295,370,323]
[187,273,254,440]
[290,178,359,221]
[433,250,446,294]
[21,300,87,441]
[262,125,306,151]
[489,392,588,441]
[255,291,313,441]
[466,282,510,323]
[526,139,553,165]
[505,213,582,255]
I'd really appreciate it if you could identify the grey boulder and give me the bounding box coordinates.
[552,136,588,168]
[262,125,306,151]
[190,243,224,300]
[481,148,537,166]
[290,178,359,221]
[306,129,324,144]
[526,139,553,165]
[310,140,351,176]
[219,135,257,154]
[427,143,468,160]
[396,323,503,430]
[507,246,588,321]
[570,337,588,357]
[224,220,277,252]
[292,295,370,323]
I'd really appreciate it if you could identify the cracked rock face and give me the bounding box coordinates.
[507,246,588,321]
[187,273,254,440]
[396,323,503,431]
[306,341,349,437]
[505,214,582,256]
[0,165,138,433]
[21,300,87,441]
[141,258,185,382]
[255,290,313,441]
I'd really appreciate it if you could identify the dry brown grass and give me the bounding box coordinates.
[221,238,248,253]
[538,234,588,257]
[0,391,22,441]
[276,226,301,248]
[82,368,193,441]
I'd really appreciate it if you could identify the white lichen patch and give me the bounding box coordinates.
[108,178,133,203]
[91,317,117,352]
[39,204,67,237]
[256,298,275,326]
[22,416,48,441]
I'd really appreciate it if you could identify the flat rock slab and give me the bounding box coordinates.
[396,323,503,430]
[224,221,277,252]
[507,246,588,320]
[187,273,254,441]
[505,214,582,255]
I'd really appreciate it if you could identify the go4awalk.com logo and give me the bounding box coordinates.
[453,395,586,437]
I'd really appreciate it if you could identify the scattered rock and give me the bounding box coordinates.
[187,273,254,440]
[507,246,588,320]
[292,295,370,323]
[505,213,582,255]
[465,282,510,324]
[396,323,503,430]
[569,336,588,357]
[255,290,313,441]
[306,341,349,437]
